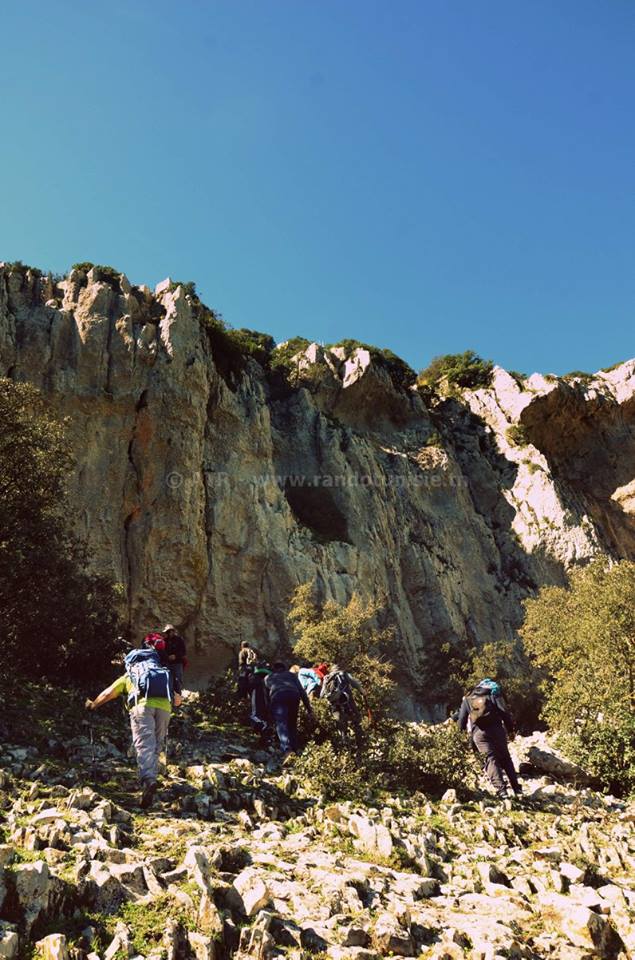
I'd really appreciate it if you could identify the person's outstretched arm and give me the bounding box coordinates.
[457,698,469,731]
[85,678,124,710]
[294,677,312,713]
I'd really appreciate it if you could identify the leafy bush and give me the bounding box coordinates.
[506,424,529,447]
[521,559,635,795]
[0,379,120,682]
[417,350,494,393]
[70,262,122,290]
[4,260,43,279]
[269,337,312,373]
[288,583,396,717]
[601,361,625,374]
[188,669,247,727]
[295,719,478,802]
[171,284,274,380]
[326,338,416,389]
[561,716,635,797]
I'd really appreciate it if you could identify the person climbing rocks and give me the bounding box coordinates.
[247,661,273,744]
[85,646,181,809]
[144,624,187,695]
[290,664,322,699]
[320,663,365,749]
[457,677,521,799]
[264,662,314,759]
[236,641,260,701]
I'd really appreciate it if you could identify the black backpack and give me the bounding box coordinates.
[322,670,352,706]
[466,689,497,727]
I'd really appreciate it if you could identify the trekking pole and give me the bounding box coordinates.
[82,716,98,782]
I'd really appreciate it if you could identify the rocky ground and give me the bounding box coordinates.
[0,690,633,960]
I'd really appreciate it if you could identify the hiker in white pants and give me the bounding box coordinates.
[86,675,181,809]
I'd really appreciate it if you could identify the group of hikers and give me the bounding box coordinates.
[86,628,522,808]
[236,640,367,756]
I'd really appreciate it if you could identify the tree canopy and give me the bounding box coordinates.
[0,379,120,682]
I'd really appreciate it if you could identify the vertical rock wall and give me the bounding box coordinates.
[2,264,634,709]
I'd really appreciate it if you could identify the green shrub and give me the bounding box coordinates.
[0,379,120,682]
[561,716,635,797]
[563,370,594,383]
[70,262,121,290]
[189,669,247,727]
[4,260,43,279]
[295,720,478,802]
[170,279,198,298]
[326,339,416,389]
[418,351,494,393]
[288,584,397,718]
[269,337,312,373]
[521,559,635,795]
[423,430,443,448]
[601,360,625,374]
[506,424,529,447]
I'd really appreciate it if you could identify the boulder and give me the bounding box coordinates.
[0,922,18,960]
[231,869,272,917]
[372,913,414,956]
[35,935,70,960]
[538,892,625,958]
[348,816,393,859]
[527,746,593,785]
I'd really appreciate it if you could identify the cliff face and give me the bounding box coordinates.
[2,264,634,705]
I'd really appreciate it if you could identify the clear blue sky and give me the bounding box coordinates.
[2,0,634,375]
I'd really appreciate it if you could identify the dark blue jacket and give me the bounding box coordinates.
[264,670,312,712]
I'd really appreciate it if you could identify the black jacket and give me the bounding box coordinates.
[164,633,187,664]
[264,670,312,711]
[457,685,514,736]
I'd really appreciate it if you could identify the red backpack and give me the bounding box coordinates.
[143,632,166,653]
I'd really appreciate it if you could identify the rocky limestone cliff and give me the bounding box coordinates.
[2,263,634,704]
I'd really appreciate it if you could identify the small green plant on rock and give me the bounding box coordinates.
[417,350,494,394]
[506,424,529,447]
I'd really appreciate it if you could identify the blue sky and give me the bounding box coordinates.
[2,0,633,375]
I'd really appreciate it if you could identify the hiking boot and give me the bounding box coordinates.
[140,781,157,809]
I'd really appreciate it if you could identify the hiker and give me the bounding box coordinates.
[264,662,314,757]
[85,646,180,809]
[144,624,187,694]
[238,640,258,671]
[290,664,322,699]
[236,642,257,702]
[457,677,521,799]
[247,662,272,744]
[320,663,365,749]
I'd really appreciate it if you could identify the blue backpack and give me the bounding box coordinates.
[124,648,173,704]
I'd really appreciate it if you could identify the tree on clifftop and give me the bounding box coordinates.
[0,379,120,682]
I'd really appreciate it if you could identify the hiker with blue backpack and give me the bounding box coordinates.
[457,677,521,800]
[85,646,180,809]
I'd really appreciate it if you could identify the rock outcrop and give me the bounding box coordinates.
[2,263,635,699]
